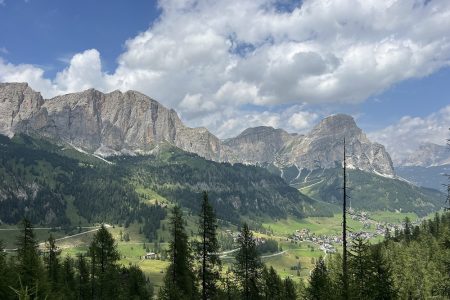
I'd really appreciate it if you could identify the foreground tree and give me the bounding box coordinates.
[197,192,221,300]
[159,206,198,300]
[234,223,263,300]
[89,224,120,299]
[348,235,372,299]
[306,257,332,300]
[262,266,283,300]
[44,234,61,291]
[15,218,48,298]
[0,241,14,300]
[76,253,91,300]
[283,277,298,300]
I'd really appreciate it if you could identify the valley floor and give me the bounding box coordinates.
[0,210,423,289]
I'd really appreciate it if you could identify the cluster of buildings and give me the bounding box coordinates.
[289,210,418,254]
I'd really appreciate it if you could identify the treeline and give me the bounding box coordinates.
[158,192,298,300]
[0,220,152,299]
[305,212,450,299]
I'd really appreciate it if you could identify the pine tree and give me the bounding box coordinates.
[44,234,60,290]
[0,241,14,300]
[262,266,283,300]
[197,191,221,300]
[122,265,153,299]
[283,277,298,300]
[348,235,372,299]
[234,223,263,300]
[369,245,396,300]
[60,256,76,299]
[76,254,91,300]
[159,206,197,300]
[89,224,120,299]
[306,257,332,300]
[15,218,48,298]
[221,268,239,300]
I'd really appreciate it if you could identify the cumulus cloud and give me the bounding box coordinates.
[1,0,450,137]
[369,106,450,164]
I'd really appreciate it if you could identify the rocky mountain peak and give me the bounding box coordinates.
[310,114,360,136]
[0,83,395,177]
[273,113,395,176]
[0,82,44,137]
[222,126,292,164]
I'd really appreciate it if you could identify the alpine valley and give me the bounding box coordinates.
[0,82,445,229]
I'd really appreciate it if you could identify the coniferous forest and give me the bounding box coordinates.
[1,192,449,299]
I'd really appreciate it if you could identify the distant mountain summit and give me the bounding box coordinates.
[398,142,450,167]
[0,83,394,176]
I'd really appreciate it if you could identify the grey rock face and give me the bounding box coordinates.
[225,114,395,176]
[0,83,395,176]
[222,126,293,164]
[275,114,395,176]
[0,83,44,137]
[0,83,220,158]
[398,142,450,167]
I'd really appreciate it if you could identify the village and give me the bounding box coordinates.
[140,210,421,261]
[289,209,421,254]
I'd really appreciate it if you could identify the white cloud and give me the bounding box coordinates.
[288,111,319,130]
[369,105,450,163]
[1,0,450,137]
[54,49,106,92]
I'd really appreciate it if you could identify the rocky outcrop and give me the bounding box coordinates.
[221,126,294,164]
[0,83,44,137]
[0,83,395,176]
[275,114,395,176]
[224,114,395,176]
[0,83,221,158]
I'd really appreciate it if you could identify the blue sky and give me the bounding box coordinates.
[0,0,159,74]
[1,0,449,162]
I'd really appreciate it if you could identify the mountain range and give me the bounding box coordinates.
[0,82,445,224]
[0,82,394,176]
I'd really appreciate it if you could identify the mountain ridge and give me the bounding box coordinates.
[0,82,394,176]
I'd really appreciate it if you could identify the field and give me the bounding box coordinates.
[0,209,418,289]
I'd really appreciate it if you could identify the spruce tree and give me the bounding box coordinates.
[348,235,372,299]
[369,245,396,300]
[60,256,76,299]
[262,266,283,300]
[44,234,60,290]
[197,191,221,300]
[283,277,298,300]
[122,265,153,299]
[0,241,14,300]
[89,224,120,299]
[15,218,48,298]
[234,223,263,300]
[306,257,332,300]
[76,253,91,300]
[159,206,197,300]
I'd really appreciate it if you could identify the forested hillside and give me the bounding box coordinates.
[0,134,330,231]
[0,134,166,239]
[289,167,444,216]
[114,144,333,224]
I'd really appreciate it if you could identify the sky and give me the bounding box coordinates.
[1,0,449,163]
